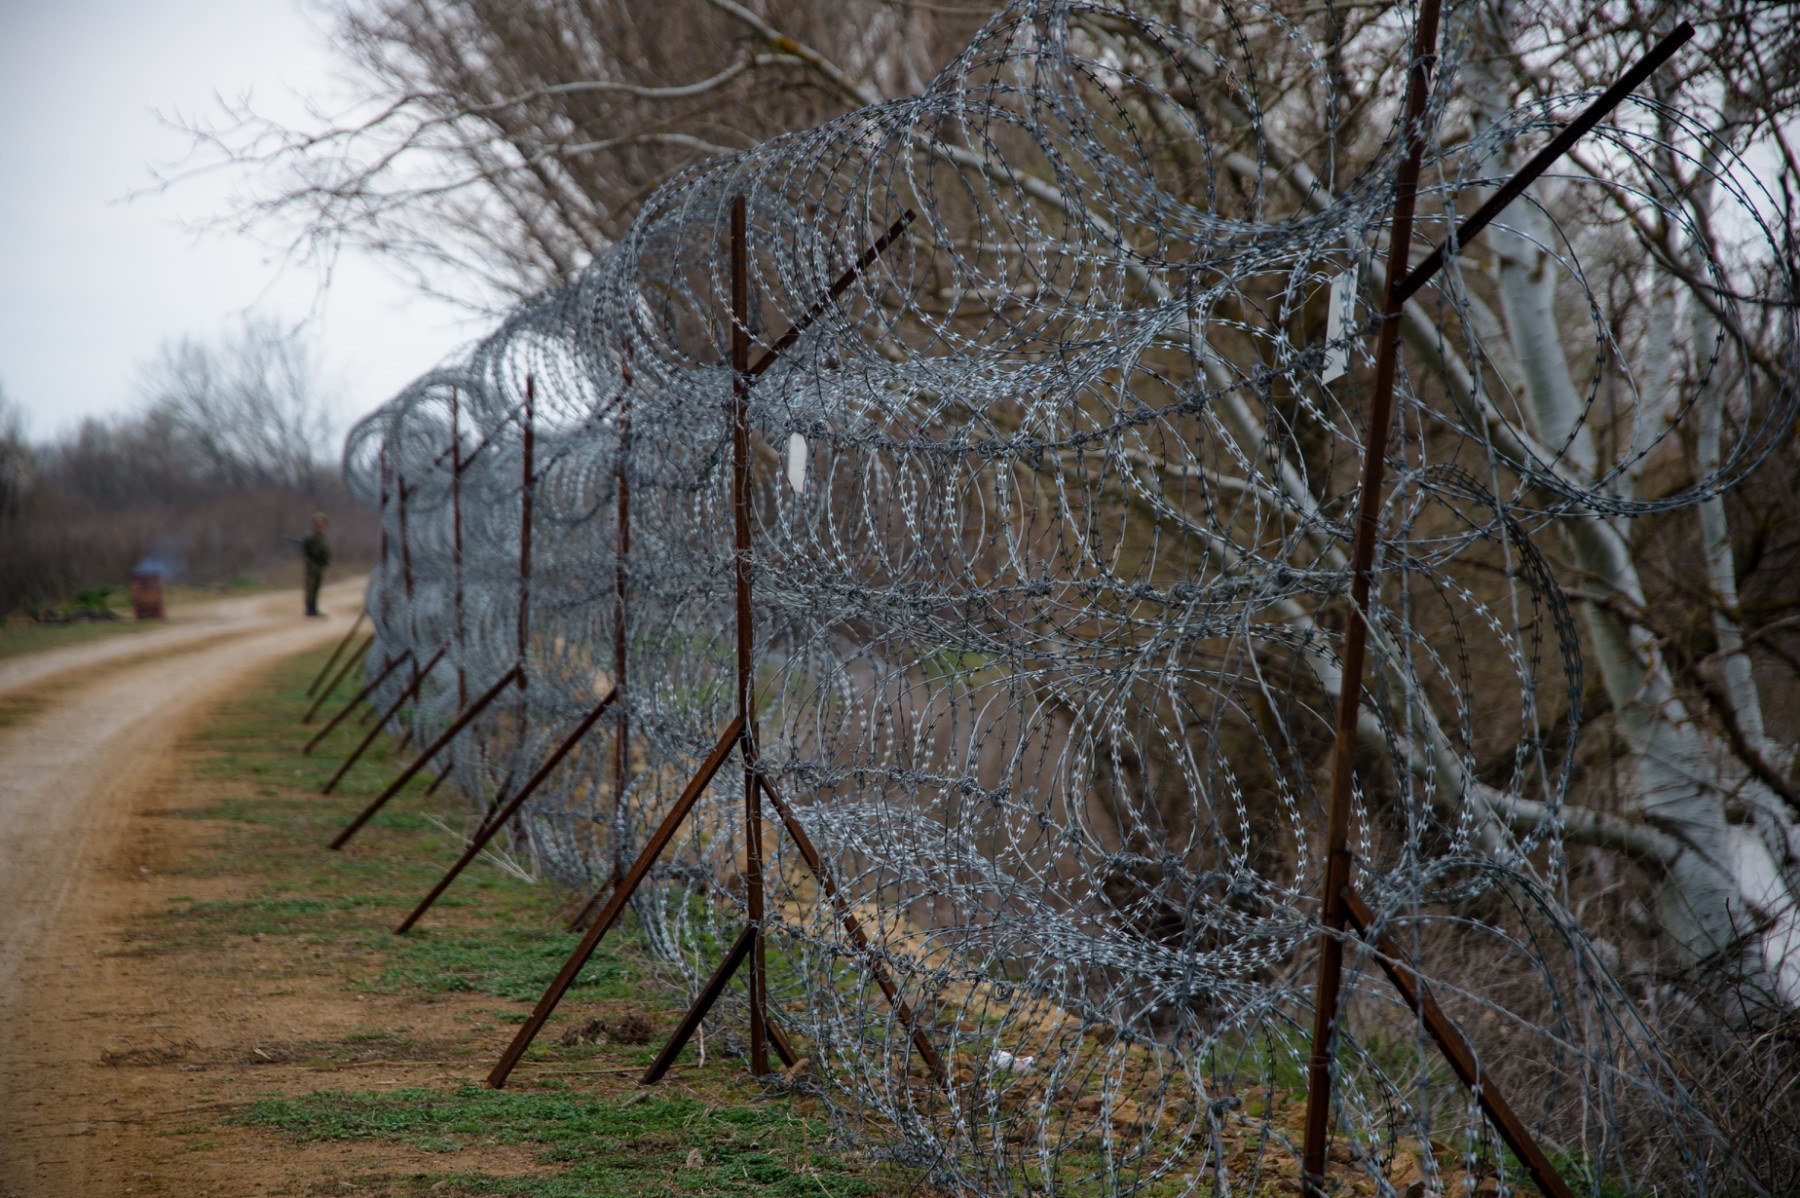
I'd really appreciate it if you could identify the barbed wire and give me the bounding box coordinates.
[335,1,1796,1193]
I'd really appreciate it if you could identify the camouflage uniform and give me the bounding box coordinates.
[302,525,331,616]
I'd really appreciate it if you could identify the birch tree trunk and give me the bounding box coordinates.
[1473,4,1800,1011]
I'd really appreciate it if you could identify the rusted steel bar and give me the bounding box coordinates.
[397,686,620,934]
[302,634,375,724]
[378,449,391,595]
[756,774,947,1088]
[612,347,633,891]
[643,924,755,1084]
[322,646,446,794]
[746,209,915,381]
[452,386,468,711]
[375,452,397,700]
[1397,22,1695,304]
[329,662,521,848]
[504,380,535,821]
[1301,15,1694,1194]
[640,924,800,1086]
[397,472,415,602]
[728,195,771,1078]
[488,715,745,1089]
[424,758,455,798]
[396,470,423,727]
[1341,887,1575,1198]
[1301,1,1444,1189]
[306,608,368,698]
[305,642,405,753]
[519,377,535,683]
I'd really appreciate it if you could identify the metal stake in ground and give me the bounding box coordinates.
[396,686,620,934]
[728,194,771,1078]
[559,349,639,933]
[518,378,534,706]
[384,471,423,751]
[305,643,405,754]
[1298,17,1693,1197]
[490,199,937,1092]
[611,347,633,893]
[302,633,374,724]
[321,646,443,795]
[471,382,538,840]
[329,661,521,848]
[1300,3,1443,1187]
[306,608,368,700]
[452,385,467,711]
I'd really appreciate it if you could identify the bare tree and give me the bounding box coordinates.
[2,323,368,614]
[170,0,989,306]
[135,315,337,492]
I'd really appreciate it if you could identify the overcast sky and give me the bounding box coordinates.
[0,0,478,444]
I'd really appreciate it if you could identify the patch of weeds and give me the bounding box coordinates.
[240,1035,453,1068]
[0,611,149,662]
[179,795,314,827]
[165,893,377,939]
[171,644,914,1197]
[368,928,633,1002]
[237,1085,875,1197]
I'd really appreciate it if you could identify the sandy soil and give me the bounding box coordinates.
[0,581,365,1197]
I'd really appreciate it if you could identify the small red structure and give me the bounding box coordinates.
[129,570,165,619]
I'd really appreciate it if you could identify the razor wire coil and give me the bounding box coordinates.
[338,3,1797,1192]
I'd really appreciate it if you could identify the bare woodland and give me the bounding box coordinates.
[181,0,1800,1187]
[0,320,370,613]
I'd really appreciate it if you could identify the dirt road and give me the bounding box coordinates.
[0,581,364,1195]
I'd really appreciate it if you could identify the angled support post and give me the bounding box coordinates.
[330,661,520,848]
[306,608,368,699]
[322,646,444,794]
[398,687,620,934]
[641,924,798,1085]
[303,634,375,724]
[488,716,745,1089]
[306,645,406,753]
[1341,887,1574,1198]
[493,199,920,1091]
[755,773,947,1086]
[1299,18,1694,1197]
[424,758,456,798]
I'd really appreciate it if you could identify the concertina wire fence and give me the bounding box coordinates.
[331,1,1795,1192]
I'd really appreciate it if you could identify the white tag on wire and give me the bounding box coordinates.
[786,431,808,493]
[1321,268,1356,383]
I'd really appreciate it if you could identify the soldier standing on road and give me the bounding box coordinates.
[302,512,331,617]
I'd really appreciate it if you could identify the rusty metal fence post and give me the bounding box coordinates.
[486,197,936,1092]
[1298,15,1694,1197]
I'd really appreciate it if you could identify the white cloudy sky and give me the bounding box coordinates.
[0,0,477,444]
